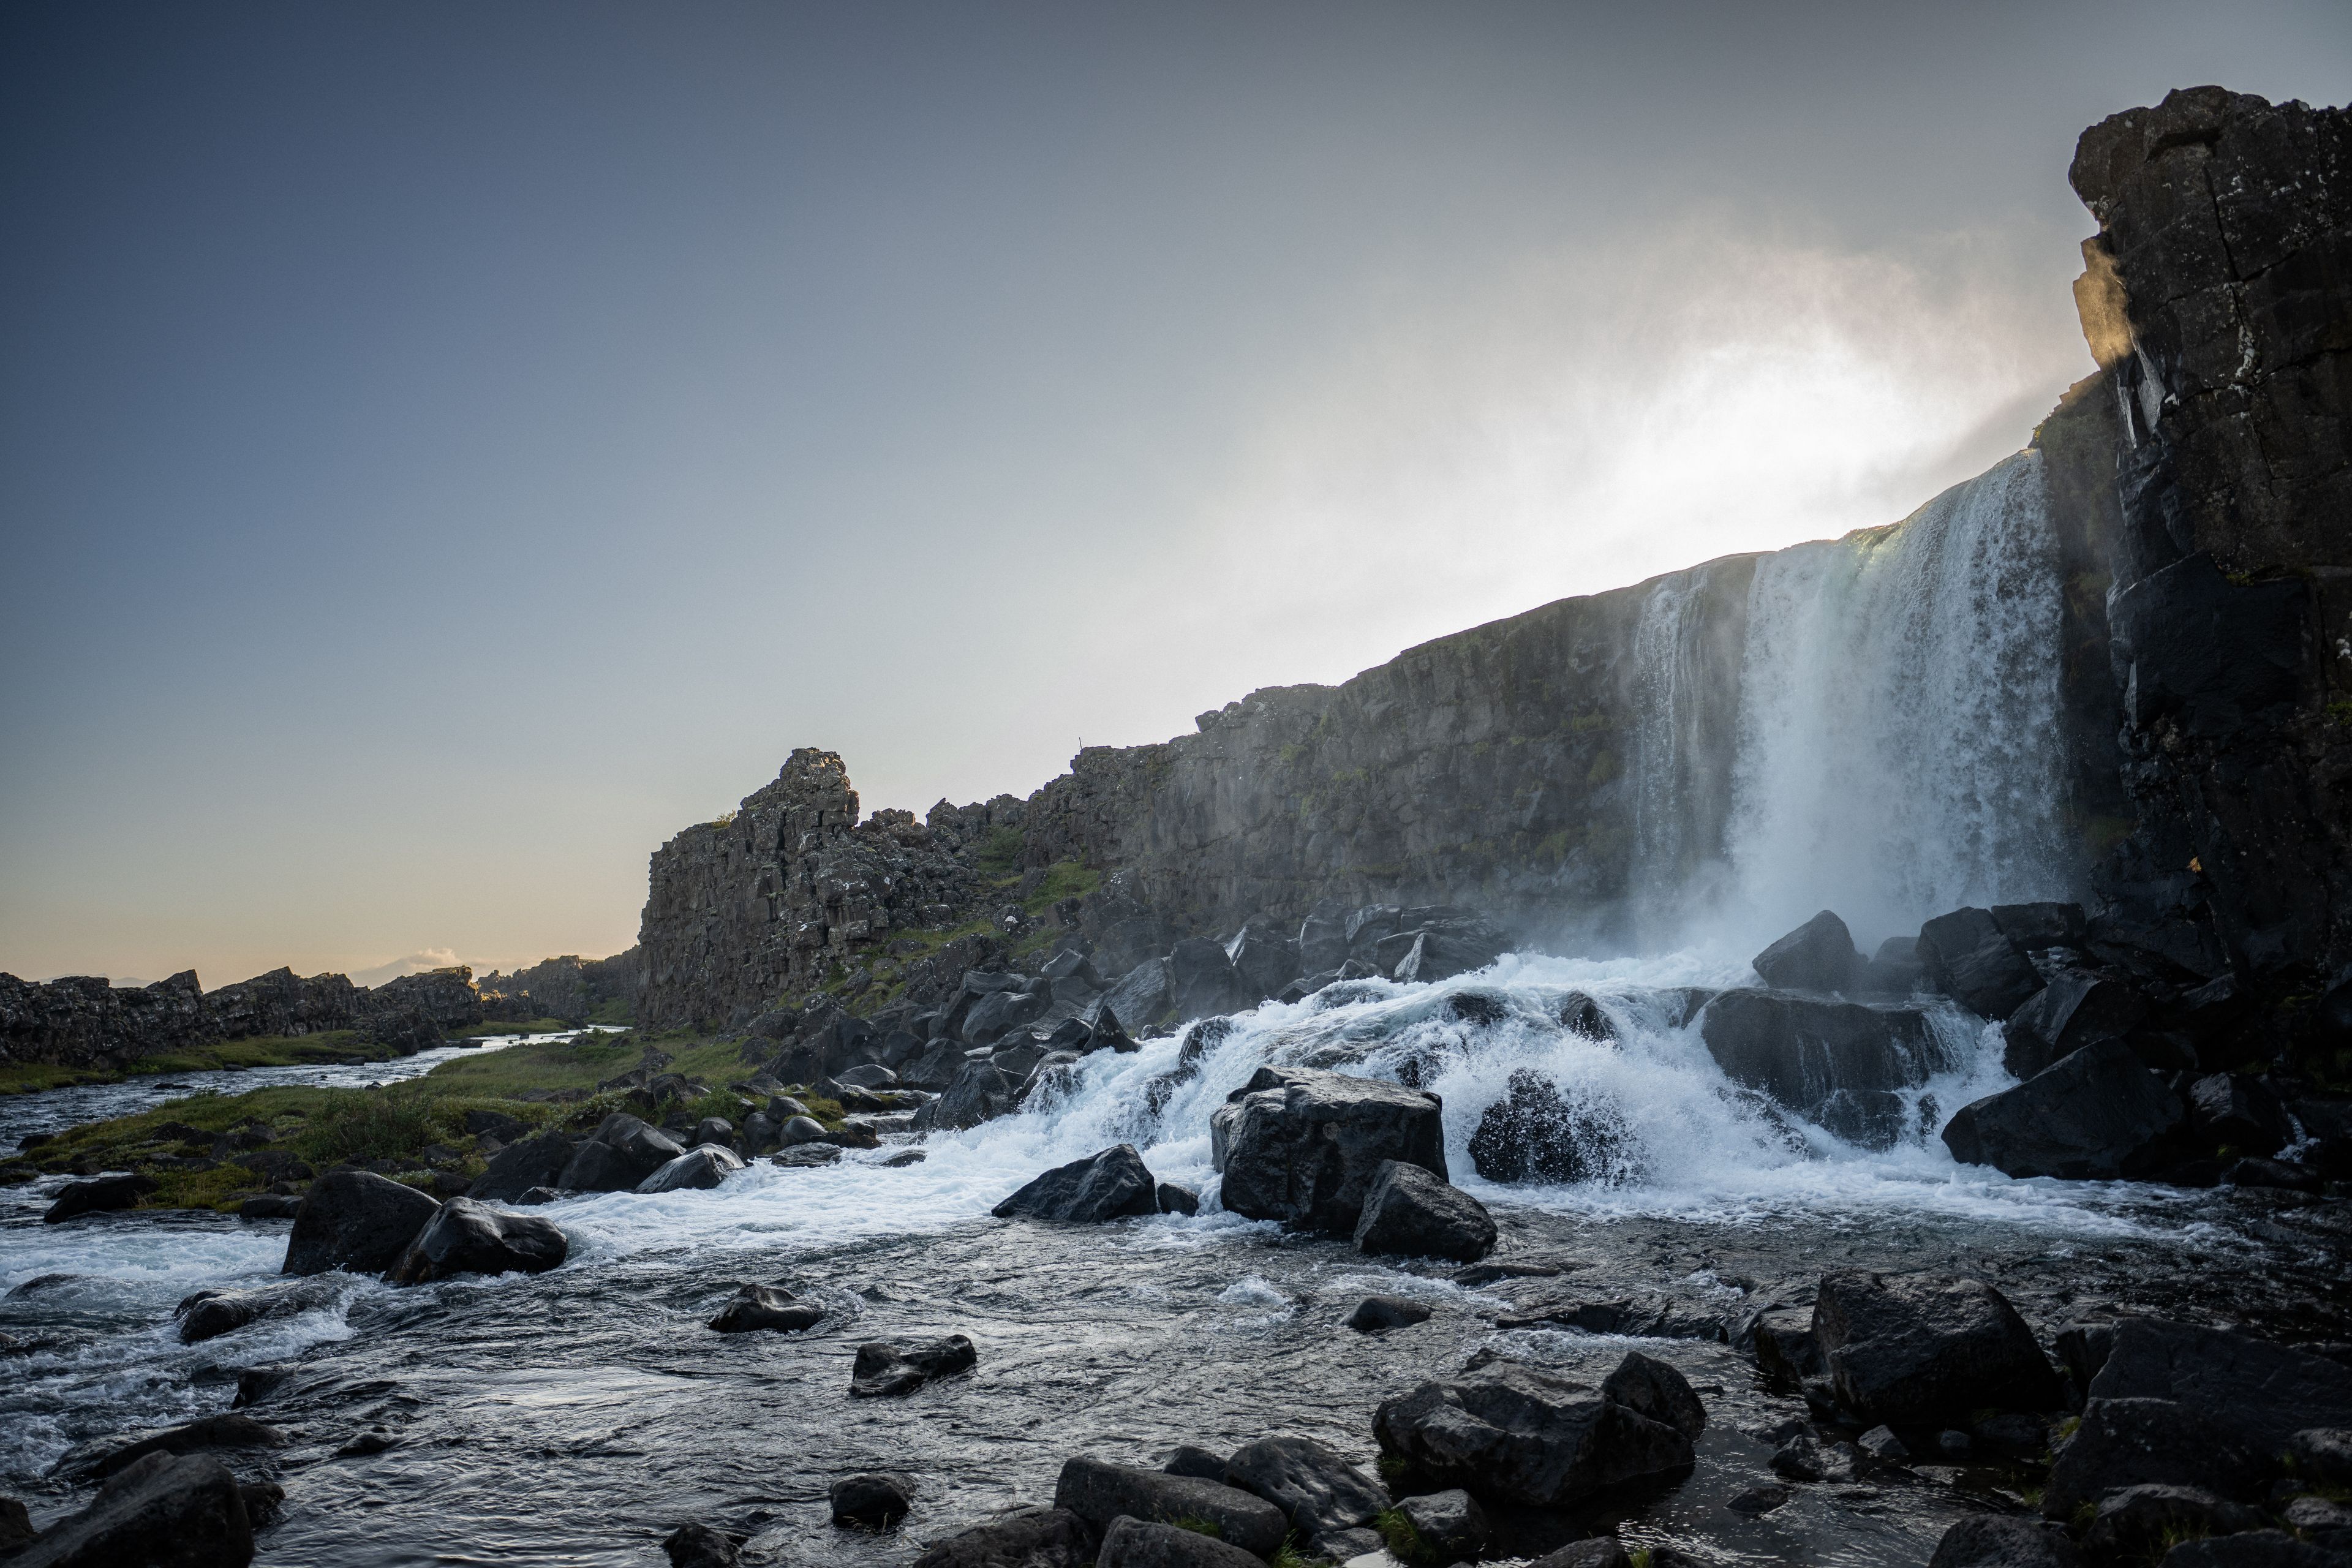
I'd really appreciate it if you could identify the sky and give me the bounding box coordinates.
[4,2,2347,987]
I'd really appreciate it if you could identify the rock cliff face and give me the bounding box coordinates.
[476,950,639,1023]
[2067,88,2351,1008]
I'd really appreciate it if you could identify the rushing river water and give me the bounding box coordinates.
[4,956,2348,1567]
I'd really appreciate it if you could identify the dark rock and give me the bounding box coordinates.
[918,1061,1017,1131]
[1770,1430,1833,1482]
[1227,925,1303,1001]
[2004,971,2150,1079]
[1087,1005,1136,1054]
[836,1063,899,1088]
[282,1169,440,1276]
[992,1145,1159,1224]
[1599,1351,1706,1439]
[690,1116,737,1148]
[555,1114,684,1193]
[709,1283,824,1333]
[662,1521,741,1568]
[8,1453,254,1568]
[1926,1515,2084,1568]
[41,1174,157,1223]
[2046,1398,2274,1518]
[2154,1532,2343,1566]
[1348,1295,1433,1332]
[385,1197,567,1284]
[880,1149,927,1168]
[59,1414,287,1481]
[1223,1435,1386,1544]
[1812,1272,2060,1425]
[1169,938,1253,1022]
[1453,1261,1565,1286]
[2224,1156,2323,1192]
[173,1284,320,1345]
[463,1128,578,1204]
[1860,937,1928,996]
[1354,1159,1496,1262]
[1918,908,2044,1020]
[2290,1428,2352,1484]
[779,1114,834,1145]
[1698,990,1943,1147]
[518,1186,562,1204]
[2188,1075,2295,1157]
[831,1471,916,1528]
[1399,1488,1488,1559]
[1528,1544,1632,1568]
[1942,1041,2189,1179]
[2282,1495,2352,1538]
[1095,1517,1266,1568]
[908,1505,1098,1568]
[0,1499,29,1550]
[1052,1457,1286,1557]
[1727,1484,1790,1515]
[636,1145,746,1193]
[850,1335,976,1397]
[1154,1180,1198,1216]
[1373,1359,1696,1507]
[1101,960,1174,1036]
[1219,1067,1447,1234]
[2083,1485,2264,1559]
[1470,1069,1629,1184]
[1298,900,1352,974]
[1855,1425,1910,1462]
[1315,1526,1385,1563]
[237,1196,301,1220]
[963,987,1050,1047]
[1751,910,1862,992]
[1751,1307,1823,1389]
[1164,1446,1229,1480]
[1559,992,1617,1041]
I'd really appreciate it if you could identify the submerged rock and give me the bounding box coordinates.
[385,1197,567,1284]
[661,1521,741,1567]
[850,1336,976,1398]
[1352,1159,1496,1262]
[708,1284,824,1333]
[831,1471,916,1528]
[1052,1457,1286,1557]
[1218,1066,1447,1234]
[282,1169,440,1276]
[1347,1295,1432,1332]
[1812,1272,2060,1425]
[173,1283,326,1346]
[56,1414,286,1482]
[9,1452,255,1568]
[991,1144,1159,1224]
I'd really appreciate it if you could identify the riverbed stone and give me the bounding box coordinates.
[467,1131,578,1202]
[908,1505,1098,1568]
[283,1169,441,1276]
[1400,1488,1489,1561]
[661,1521,741,1567]
[1348,1295,1433,1332]
[1222,1435,1387,1545]
[636,1145,746,1193]
[1095,1516,1267,1568]
[1751,910,1863,992]
[991,1144,1159,1223]
[1054,1457,1287,1556]
[1942,1041,2188,1180]
[1219,1067,1447,1234]
[2083,1485,2264,1558]
[1599,1351,1707,1440]
[40,1174,158,1224]
[1700,991,1940,1148]
[1353,1159,1497,1262]
[59,1414,287,1482]
[173,1283,322,1346]
[8,1452,254,1568]
[831,1471,916,1528]
[556,1114,684,1193]
[1373,1360,1695,1508]
[850,1335,977,1398]
[1812,1271,2060,1425]
[385,1197,567,1284]
[1926,1515,2084,1567]
[709,1283,824,1333]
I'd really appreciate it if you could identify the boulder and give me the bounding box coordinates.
[1169,938,1253,1022]
[1052,1457,1286,1556]
[41,1174,157,1224]
[1599,1351,1706,1439]
[1095,1517,1265,1568]
[1469,1070,1626,1183]
[57,1414,285,1482]
[1227,925,1303,1001]
[691,1117,737,1148]
[1155,1182,1199,1216]
[2188,1075,2295,1157]
[2083,1485,2264,1559]
[1812,1272,2060,1425]
[1348,1295,1432,1332]
[556,1114,685,1193]
[964,987,1050,1047]
[1926,1516,2084,1567]
[636,1145,746,1194]
[465,1129,578,1202]
[908,1506,1098,1568]
[779,1114,833,1145]
[1100,959,1174,1036]
[1698,991,1941,1147]
[237,1196,301,1220]
[2046,1398,2274,1518]
[1352,1159,1497,1262]
[1087,1005,1136,1054]
[386,1197,567,1284]
[1223,1435,1386,1544]
[1373,1358,1696,1507]
[1918,907,2044,1020]
[1298,900,1353,974]
[0,1499,28,1550]
[850,1335,977,1398]
[1860,937,1928,996]
[1164,1446,1229,1480]
[2003,971,2150,1079]
[1398,1489,1488,1562]
[2223,1156,2323,1193]
[2290,1427,2352,1484]
[662,1521,741,1568]
[1219,1067,1447,1234]
[282,1169,441,1276]
[1942,1041,2188,1179]
[1751,910,1863,992]
[831,1471,916,1528]
[1528,1545,1634,1568]
[992,1145,1159,1224]
[2154,1532,2342,1566]
[173,1284,322,1345]
[7,1453,253,1568]
[1749,1307,1824,1389]
[708,1284,824,1333]
[918,1061,1017,1131]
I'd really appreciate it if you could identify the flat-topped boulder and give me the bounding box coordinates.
[1812,1272,2061,1425]
[1218,1066,1447,1234]
[1373,1354,1700,1508]
[1943,1040,2187,1179]
[1053,1457,1287,1557]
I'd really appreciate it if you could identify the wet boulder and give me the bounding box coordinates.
[1600,1351,1707,1440]
[1169,938,1253,1022]
[1470,1070,1628,1183]
[1559,992,1617,1041]
[2082,1485,2264,1559]
[831,1471,916,1528]
[556,1114,685,1193]
[1163,1446,1229,1480]
[1085,1005,1136,1054]
[909,1506,1098,1568]
[41,1174,157,1224]
[1227,924,1302,1001]
[1918,907,2045,1020]
[850,1335,977,1398]
[283,1169,441,1276]
[1353,1159,1497,1262]
[917,1060,1018,1132]
[1219,1066,1447,1234]
[662,1521,742,1568]
[2003,971,2150,1079]
[1698,992,1940,1148]
[56,1414,287,1482]
[1155,1181,1199,1216]
[1942,1040,2188,1179]
[1053,1457,1287,1556]
[992,1144,1159,1224]
[1859,937,1928,996]
[2187,1075,2295,1158]
[9,1452,254,1568]
[1812,1272,2060,1425]
[690,1116,737,1148]
[1751,910,1863,992]
[1222,1435,1387,1545]
[1926,1516,2084,1567]
[709,1283,825,1333]
[385,1196,566,1284]
[637,1145,746,1194]
[1398,1490,1488,1563]
[1348,1295,1433,1332]
[963,987,1050,1047]
[466,1130,578,1202]
[1378,910,1510,984]
[1096,1517,1265,1568]
[1373,1357,1696,1507]
[173,1283,324,1346]
[1100,959,1174,1036]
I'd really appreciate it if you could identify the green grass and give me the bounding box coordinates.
[1023,860,1100,910]
[1374,1509,1428,1565]
[1167,1517,1222,1540]
[1268,1536,1311,1568]
[974,825,1026,876]
[451,1017,574,1039]
[1,1030,387,1094]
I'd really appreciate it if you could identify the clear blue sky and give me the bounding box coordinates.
[3,1,2346,986]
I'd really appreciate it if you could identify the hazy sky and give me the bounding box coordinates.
[4,2,2346,986]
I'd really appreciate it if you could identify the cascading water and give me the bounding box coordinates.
[1722,450,2071,949]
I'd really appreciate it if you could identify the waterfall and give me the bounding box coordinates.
[1721,449,2071,949]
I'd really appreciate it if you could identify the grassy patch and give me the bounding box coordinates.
[452,1017,575,1039]
[1373,1509,1427,1565]
[1023,860,1100,911]
[974,826,1026,878]
[1167,1517,1222,1540]
[1,1030,390,1094]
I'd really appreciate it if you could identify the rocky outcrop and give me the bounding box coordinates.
[475,950,638,1023]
